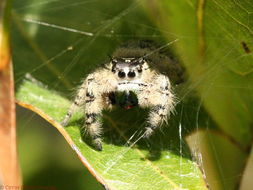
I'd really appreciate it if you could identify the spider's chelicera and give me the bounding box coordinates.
[61,45,176,150]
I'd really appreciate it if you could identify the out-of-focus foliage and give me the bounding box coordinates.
[142,0,253,189]
[12,0,253,189]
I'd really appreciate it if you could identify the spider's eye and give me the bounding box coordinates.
[137,69,142,73]
[128,71,136,78]
[118,71,126,78]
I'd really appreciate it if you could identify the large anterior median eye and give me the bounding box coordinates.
[118,71,126,78]
[128,71,136,78]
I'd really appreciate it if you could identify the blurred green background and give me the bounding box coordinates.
[11,0,253,189]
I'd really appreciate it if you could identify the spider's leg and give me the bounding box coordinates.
[84,72,117,151]
[84,98,105,150]
[144,104,171,138]
[61,82,86,126]
[138,75,175,138]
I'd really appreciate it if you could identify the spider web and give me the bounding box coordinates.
[12,0,253,190]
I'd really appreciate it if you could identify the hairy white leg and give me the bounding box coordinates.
[84,97,104,150]
[61,82,86,126]
[61,68,117,150]
[137,74,175,138]
[83,72,117,150]
[85,93,116,150]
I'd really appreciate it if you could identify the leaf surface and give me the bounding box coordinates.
[16,79,207,190]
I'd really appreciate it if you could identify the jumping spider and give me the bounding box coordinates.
[61,41,178,150]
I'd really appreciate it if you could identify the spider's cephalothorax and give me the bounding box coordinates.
[61,44,176,151]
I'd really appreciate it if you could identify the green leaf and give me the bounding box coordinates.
[16,79,207,190]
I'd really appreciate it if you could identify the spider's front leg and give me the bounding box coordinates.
[138,74,175,138]
[83,72,117,151]
[61,68,117,151]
